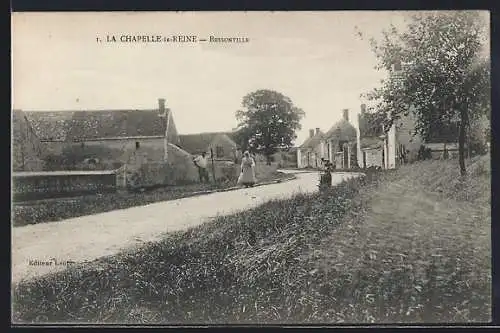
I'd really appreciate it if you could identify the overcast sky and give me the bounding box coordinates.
[11,11,488,145]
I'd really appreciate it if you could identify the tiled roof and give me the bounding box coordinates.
[325,119,357,142]
[24,109,168,141]
[300,131,325,149]
[178,132,236,154]
[24,111,75,141]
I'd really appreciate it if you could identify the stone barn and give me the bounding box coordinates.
[21,98,199,185]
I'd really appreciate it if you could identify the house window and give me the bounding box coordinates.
[135,141,140,149]
[216,146,224,158]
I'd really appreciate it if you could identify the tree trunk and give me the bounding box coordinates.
[458,110,467,177]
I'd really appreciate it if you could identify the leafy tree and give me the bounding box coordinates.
[360,11,490,175]
[235,89,305,165]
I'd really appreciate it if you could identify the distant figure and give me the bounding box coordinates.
[193,152,210,183]
[319,158,333,188]
[322,158,335,173]
[238,151,257,188]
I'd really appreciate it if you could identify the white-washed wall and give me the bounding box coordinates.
[364,149,384,168]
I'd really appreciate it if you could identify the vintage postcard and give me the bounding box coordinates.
[11,11,491,325]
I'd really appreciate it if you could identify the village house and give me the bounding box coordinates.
[324,109,358,169]
[20,98,199,185]
[355,60,478,169]
[296,128,325,168]
[178,132,240,162]
[357,103,423,169]
[297,109,358,169]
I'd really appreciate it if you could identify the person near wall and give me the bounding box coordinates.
[238,150,257,188]
[193,152,210,183]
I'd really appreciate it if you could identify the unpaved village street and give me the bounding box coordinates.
[12,171,363,284]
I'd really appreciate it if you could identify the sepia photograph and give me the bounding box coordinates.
[11,10,491,325]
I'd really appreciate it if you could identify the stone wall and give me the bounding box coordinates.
[12,172,117,201]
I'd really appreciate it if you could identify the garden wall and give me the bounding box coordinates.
[12,171,117,201]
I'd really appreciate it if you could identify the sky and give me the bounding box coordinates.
[11,11,488,145]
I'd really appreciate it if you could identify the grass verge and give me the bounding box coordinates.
[12,171,292,227]
[12,173,365,324]
[12,156,490,324]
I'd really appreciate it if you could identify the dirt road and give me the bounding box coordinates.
[12,171,362,284]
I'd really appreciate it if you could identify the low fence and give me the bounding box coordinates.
[12,170,118,202]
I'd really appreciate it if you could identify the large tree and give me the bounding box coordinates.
[235,89,305,165]
[360,11,490,176]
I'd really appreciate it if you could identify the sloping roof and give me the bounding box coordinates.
[24,109,168,141]
[178,132,236,154]
[24,111,75,141]
[325,119,357,142]
[300,131,325,149]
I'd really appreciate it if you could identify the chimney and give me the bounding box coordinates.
[361,104,366,114]
[158,98,166,116]
[315,128,320,135]
[309,129,315,138]
[343,109,349,122]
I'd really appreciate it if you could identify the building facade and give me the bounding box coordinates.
[297,109,357,169]
[178,132,239,162]
[297,128,325,168]
[324,109,358,169]
[18,99,200,185]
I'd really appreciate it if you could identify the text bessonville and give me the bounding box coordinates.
[98,34,250,43]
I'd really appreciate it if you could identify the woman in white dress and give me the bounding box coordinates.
[238,151,257,187]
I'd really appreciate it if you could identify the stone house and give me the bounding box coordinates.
[21,99,199,185]
[12,109,45,171]
[297,128,325,168]
[357,101,425,170]
[297,109,358,169]
[178,132,240,162]
[323,109,358,169]
[357,102,467,169]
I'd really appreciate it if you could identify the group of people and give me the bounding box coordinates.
[192,150,257,187]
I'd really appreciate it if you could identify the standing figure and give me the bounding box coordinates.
[193,152,210,183]
[238,151,257,188]
[319,158,333,188]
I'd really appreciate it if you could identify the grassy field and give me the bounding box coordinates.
[12,171,292,227]
[12,156,490,324]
